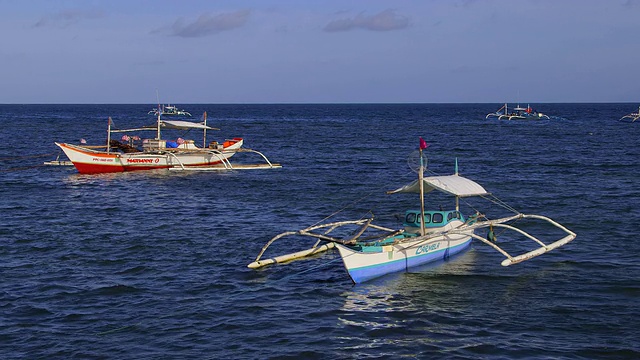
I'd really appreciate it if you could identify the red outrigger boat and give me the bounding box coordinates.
[56,111,280,174]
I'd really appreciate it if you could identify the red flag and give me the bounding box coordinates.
[419,137,429,150]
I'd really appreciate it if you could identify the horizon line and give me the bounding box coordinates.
[1,101,638,106]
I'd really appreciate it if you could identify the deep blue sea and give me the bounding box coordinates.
[1,103,638,359]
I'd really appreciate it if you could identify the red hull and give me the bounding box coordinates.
[73,162,168,174]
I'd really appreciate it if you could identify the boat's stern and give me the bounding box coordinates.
[222,138,244,150]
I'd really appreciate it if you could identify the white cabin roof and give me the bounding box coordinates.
[388,175,488,197]
[161,120,213,130]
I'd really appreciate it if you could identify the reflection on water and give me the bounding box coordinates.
[339,248,479,319]
[335,249,489,354]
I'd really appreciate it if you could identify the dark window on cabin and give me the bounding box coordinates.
[447,212,461,220]
[432,213,443,223]
[406,213,416,223]
[414,213,431,224]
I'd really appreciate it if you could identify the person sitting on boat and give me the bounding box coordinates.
[165,138,185,148]
[109,140,139,153]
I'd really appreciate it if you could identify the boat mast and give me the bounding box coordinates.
[156,90,162,140]
[107,117,112,153]
[419,138,427,236]
[156,105,162,140]
[203,111,207,147]
[455,158,459,211]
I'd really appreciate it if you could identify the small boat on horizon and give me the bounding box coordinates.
[486,103,551,120]
[148,104,192,117]
[248,139,576,284]
[56,111,280,174]
[619,105,640,122]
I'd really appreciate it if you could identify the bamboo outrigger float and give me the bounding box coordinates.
[249,138,576,284]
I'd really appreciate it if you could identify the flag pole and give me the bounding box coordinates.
[419,149,426,236]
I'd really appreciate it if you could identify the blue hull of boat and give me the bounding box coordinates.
[346,239,472,284]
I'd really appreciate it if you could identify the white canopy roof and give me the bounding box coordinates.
[388,175,488,197]
[161,120,215,130]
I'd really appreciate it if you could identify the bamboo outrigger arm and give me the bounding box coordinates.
[235,148,278,168]
[450,213,576,266]
[158,149,233,170]
[166,148,281,171]
[248,218,396,269]
[247,242,336,269]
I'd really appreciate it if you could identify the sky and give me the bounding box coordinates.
[1,0,639,104]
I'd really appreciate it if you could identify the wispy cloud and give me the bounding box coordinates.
[324,9,409,32]
[33,9,105,29]
[162,10,251,38]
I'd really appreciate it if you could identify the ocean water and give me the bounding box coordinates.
[0,103,638,359]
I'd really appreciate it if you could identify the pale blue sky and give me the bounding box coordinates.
[1,0,639,103]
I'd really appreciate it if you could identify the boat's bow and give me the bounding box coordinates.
[56,142,125,174]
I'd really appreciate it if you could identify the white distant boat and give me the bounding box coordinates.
[56,112,280,174]
[486,103,551,120]
[249,139,576,284]
[619,106,640,122]
[148,104,192,117]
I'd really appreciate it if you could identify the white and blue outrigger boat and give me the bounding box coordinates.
[148,104,192,117]
[619,105,640,122]
[249,139,576,284]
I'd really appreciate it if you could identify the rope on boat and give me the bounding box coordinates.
[423,164,528,240]
[275,256,345,283]
[308,190,378,228]
[273,244,378,284]
[480,194,520,214]
[253,168,414,266]
[0,152,58,162]
[459,193,524,238]
[0,164,49,172]
[309,168,418,228]
[0,152,68,172]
